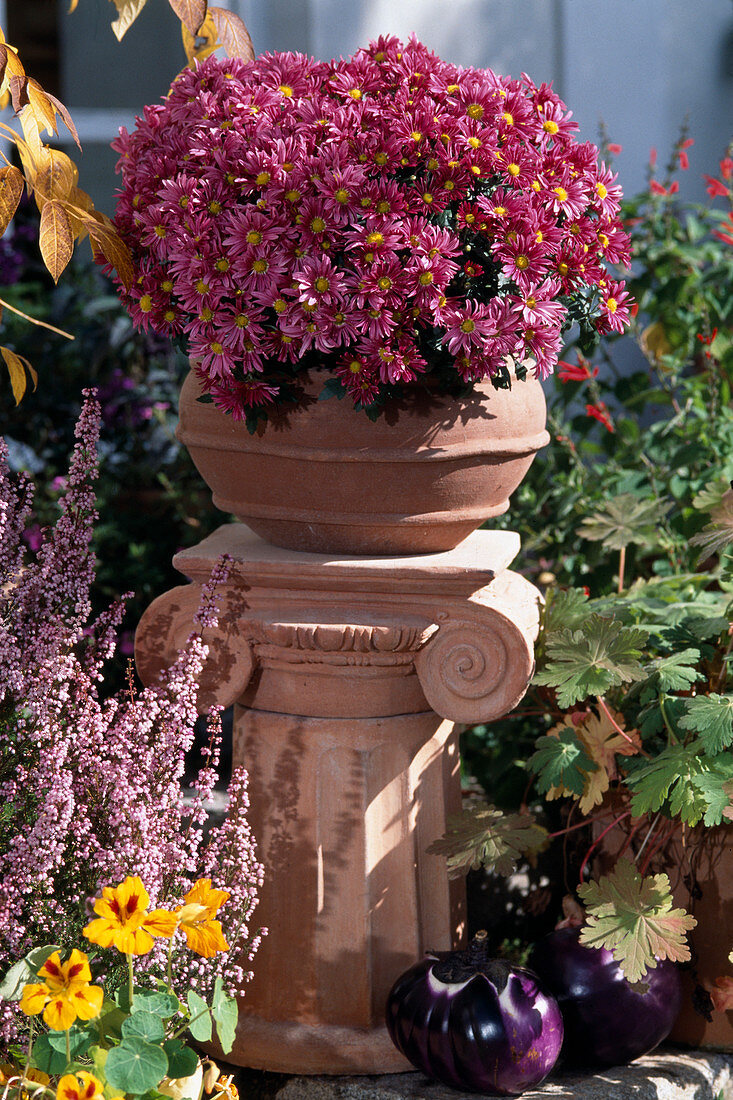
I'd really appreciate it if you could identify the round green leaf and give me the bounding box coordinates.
[122,1010,166,1043]
[132,990,181,1018]
[104,1037,168,1094]
[163,1040,199,1080]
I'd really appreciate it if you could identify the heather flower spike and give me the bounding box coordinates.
[19,950,103,1031]
[83,876,178,956]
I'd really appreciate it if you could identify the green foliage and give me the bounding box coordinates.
[104,1037,169,1094]
[678,693,733,754]
[578,859,698,983]
[533,615,648,707]
[578,493,669,551]
[427,805,548,878]
[528,728,597,796]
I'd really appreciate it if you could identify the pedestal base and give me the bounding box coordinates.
[135,526,542,1074]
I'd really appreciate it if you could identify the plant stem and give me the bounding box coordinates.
[127,952,135,1007]
[548,808,617,839]
[618,544,626,593]
[65,1028,71,1067]
[578,811,631,884]
[0,294,74,339]
[169,1009,210,1042]
[595,695,651,757]
[634,811,662,866]
[19,1018,34,1094]
[167,937,174,991]
[659,695,678,744]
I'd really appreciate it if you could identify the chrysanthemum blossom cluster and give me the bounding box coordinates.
[112,34,632,419]
[0,395,264,1041]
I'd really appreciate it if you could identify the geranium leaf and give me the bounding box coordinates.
[690,759,733,826]
[678,694,733,755]
[104,1037,168,1094]
[534,615,648,707]
[528,727,597,797]
[578,493,669,551]
[626,743,706,821]
[644,649,703,693]
[690,488,733,562]
[578,859,697,983]
[541,586,591,636]
[427,804,547,878]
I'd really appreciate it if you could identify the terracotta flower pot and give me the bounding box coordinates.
[176,369,549,555]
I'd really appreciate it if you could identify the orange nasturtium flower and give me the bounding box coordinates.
[176,879,230,958]
[19,950,103,1031]
[83,876,178,956]
[56,1071,105,1100]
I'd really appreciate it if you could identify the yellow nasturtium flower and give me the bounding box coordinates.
[176,879,230,958]
[56,1071,105,1100]
[83,876,178,956]
[20,950,103,1031]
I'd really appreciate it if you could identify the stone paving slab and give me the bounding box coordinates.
[233,1048,733,1100]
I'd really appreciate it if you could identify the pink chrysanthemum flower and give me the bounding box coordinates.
[110,37,631,418]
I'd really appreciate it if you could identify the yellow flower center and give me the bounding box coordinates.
[235,314,249,327]
[376,200,390,214]
[515,254,530,270]
[246,230,263,245]
[154,225,166,237]
[278,84,294,97]
[348,87,362,100]
[164,309,176,322]
[502,111,514,125]
[285,189,301,203]
[252,259,268,273]
[208,200,222,214]
[554,186,569,202]
[310,216,326,233]
[607,297,618,313]
[315,276,330,293]
[411,131,423,143]
[378,276,392,290]
[255,171,271,186]
[178,195,189,209]
[366,232,384,246]
[507,163,521,177]
[349,359,363,373]
[542,119,559,134]
[273,298,287,313]
[161,280,173,293]
[419,272,434,286]
[460,318,476,334]
[210,342,224,354]
[422,192,433,204]
[215,258,230,272]
[597,182,608,199]
[334,187,350,203]
[467,103,484,120]
[468,136,481,149]
[558,262,569,276]
[195,279,210,294]
[138,295,151,314]
[200,307,213,321]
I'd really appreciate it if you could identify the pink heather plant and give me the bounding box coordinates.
[0,393,264,1042]
[111,34,632,423]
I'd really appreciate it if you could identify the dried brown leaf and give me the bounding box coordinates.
[43,90,82,150]
[1,346,35,404]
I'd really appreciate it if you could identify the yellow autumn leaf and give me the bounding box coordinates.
[110,0,149,41]
[208,7,254,59]
[33,147,76,211]
[26,78,58,138]
[181,10,220,65]
[39,199,74,283]
[168,0,207,36]
[0,166,24,236]
[68,0,80,10]
[87,219,134,290]
[1,345,36,405]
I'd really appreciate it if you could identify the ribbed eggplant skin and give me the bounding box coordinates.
[385,956,563,1096]
[529,928,682,1069]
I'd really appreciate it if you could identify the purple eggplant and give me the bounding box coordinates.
[385,931,563,1096]
[529,927,682,1069]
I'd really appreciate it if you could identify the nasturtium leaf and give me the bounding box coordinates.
[534,615,648,708]
[427,804,547,878]
[94,1002,126,1044]
[186,990,212,1042]
[132,989,181,1018]
[578,859,697,983]
[0,959,34,1002]
[679,694,733,755]
[163,1040,199,1080]
[32,1027,93,1074]
[122,1009,166,1043]
[104,1037,168,1094]
[528,727,597,797]
[212,977,238,1054]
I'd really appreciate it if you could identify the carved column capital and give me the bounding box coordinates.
[135,583,254,711]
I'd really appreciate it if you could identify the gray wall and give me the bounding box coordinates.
[57,0,733,212]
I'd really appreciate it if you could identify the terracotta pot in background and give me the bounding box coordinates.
[176,368,549,556]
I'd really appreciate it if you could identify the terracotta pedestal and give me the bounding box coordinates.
[135,525,541,1075]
